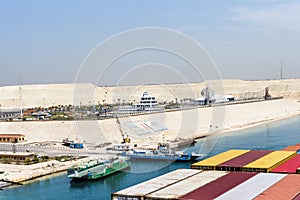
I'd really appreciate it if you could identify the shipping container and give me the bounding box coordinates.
[242,151,296,172]
[179,172,257,200]
[144,171,228,200]
[217,150,273,171]
[111,169,201,200]
[70,143,83,149]
[215,173,287,200]
[271,154,300,174]
[293,193,300,200]
[254,174,300,200]
[191,150,250,170]
[283,145,300,152]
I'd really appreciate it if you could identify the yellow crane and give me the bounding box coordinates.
[115,115,131,143]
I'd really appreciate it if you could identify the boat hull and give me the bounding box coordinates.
[86,160,130,180]
[68,159,130,180]
[121,152,193,162]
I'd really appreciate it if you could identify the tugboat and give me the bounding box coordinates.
[67,157,130,180]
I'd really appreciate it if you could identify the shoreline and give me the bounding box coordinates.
[221,112,300,136]
[0,157,91,188]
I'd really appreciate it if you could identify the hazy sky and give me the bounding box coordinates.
[1,0,300,86]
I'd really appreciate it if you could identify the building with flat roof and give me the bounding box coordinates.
[0,151,35,163]
[0,134,25,143]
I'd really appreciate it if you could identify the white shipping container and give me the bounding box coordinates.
[215,173,287,200]
[145,171,228,199]
[112,169,201,199]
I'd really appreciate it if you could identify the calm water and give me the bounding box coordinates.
[1,116,300,200]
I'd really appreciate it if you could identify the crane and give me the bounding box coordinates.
[115,115,130,143]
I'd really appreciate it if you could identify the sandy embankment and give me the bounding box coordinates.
[0,157,91,183]
[0,98,299,146]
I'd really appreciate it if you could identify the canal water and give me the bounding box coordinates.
[1,116,300,200]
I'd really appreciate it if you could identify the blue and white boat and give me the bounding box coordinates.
[121,143,202,162]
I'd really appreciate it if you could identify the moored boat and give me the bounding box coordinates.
[67,157,130,180]
[121,143,203,162]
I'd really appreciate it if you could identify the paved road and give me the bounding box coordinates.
[0,143,110,157]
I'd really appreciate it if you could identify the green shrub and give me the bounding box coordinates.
[25,158,31,165]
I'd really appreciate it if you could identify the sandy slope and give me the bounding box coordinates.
[0,79,299,109]
[0,99,299,146]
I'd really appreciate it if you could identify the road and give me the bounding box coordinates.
[0,143,110,157]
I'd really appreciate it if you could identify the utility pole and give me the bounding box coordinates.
[19,74,23,119]
[280,61,283,80]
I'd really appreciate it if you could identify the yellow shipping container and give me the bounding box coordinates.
[242,151,296,173]
[191,149,250,170]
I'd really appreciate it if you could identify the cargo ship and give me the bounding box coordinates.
[67,157,130,180]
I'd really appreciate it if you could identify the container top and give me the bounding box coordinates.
[112,169,201,197]
[180,172,257,200]
[215,173,287,200]
[145,171,228,199]
[271,154,300,173]
[243,151,296,169]
[254,174,300,200]
[283,145,300,151]
[218,150,273,168]
[192,149,250,167]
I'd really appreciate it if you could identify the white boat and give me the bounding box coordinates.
[62,137,74,145]
[136,92,164,111]
[118,92,164,112]
[121,143,203,161]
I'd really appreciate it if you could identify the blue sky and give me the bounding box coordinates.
[0,0,300,86]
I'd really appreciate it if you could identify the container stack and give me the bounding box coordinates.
[112,169,300,200]
[191,149,297,173]
[112,145,300,199]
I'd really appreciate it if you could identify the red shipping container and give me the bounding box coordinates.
[271,155,300,174]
